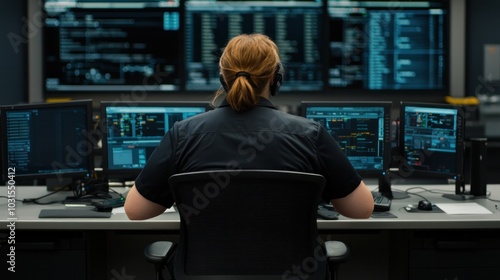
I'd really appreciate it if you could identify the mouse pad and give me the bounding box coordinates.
[371,212,397,218]
[405,205,444,213]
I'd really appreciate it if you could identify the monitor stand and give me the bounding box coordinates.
[378,172,410,199]
[442,193,476,201]
[442,176,475,200]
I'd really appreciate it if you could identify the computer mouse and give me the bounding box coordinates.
[417,200,433,211]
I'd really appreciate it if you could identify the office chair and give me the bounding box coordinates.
[144,170,350,280]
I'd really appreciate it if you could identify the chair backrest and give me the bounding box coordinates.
[169,169,327,280]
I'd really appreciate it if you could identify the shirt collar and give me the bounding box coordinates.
[218,97,276,110]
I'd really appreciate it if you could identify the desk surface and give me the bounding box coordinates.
[2,184,500,231]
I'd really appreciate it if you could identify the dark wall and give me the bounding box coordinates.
[466,0,500,98]
[0,0,28,105]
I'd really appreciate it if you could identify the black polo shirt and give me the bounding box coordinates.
[135,98,362,208]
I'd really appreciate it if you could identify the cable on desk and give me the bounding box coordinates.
[22,185,69,205]
[67,177,112,200]
[405,186,458,196]
[108,187,126,199]
[390,187,411,199]
[22,176,111,204]
[404,187,431,202]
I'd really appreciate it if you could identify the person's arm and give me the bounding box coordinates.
[124,185,167,220]
[331,180,374,219]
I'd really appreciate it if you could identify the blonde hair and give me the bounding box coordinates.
[212,34,281,111]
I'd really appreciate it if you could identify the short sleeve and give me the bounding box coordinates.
[134,126,177,208]
[315,126,362,201]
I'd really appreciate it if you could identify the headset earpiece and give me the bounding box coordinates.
[270,63,283,96]
[219,74,229,92]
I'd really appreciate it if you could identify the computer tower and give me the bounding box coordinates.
[470,138,488,196]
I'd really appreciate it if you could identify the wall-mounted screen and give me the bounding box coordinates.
[184,0,324,92]
[327,0,448,90]
[39,0,452,94]
[43,0,182,92]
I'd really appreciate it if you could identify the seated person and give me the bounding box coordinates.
[125,33,374,220]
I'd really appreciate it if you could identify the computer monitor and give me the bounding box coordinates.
[398,102,465,196]
[184,0,324,92]
[327,0,449,90]
[301,101,393,195]
[100,101,210,181]
[43,0,182,92]
[0,100,95,190]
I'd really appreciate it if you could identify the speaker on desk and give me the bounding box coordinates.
[470,138,488,196]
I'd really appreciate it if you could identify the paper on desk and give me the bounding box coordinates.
[435,202,493,214]
[112,207,176,214]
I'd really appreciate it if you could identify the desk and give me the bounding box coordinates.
[2,184,500,280]
[3,185,500,230]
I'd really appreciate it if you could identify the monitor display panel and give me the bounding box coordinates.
[301,101,392,176]
[0,100,95,185]
[184,0,324,92]
[100,101,210,180]
[43,0,182,92]
[327,0,449,90]
[399,102,465,181]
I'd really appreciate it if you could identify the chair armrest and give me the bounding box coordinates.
[324,240,350,265]
[144,241,175,264]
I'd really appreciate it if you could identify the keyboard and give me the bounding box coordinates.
[372,193,391,212]
[92,197,125,211]
[317,204,339,220]
[39,209,112,218]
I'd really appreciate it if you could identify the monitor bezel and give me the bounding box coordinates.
[0,99,95,182]
[99,100,211,181]
[398,101,465,181]
[301,100,393,177]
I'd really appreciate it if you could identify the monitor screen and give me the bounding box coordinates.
[43,0,182,92]
[0,100,95,183]
[327,0,448,90]
[184,0,324,91]
[399,102,465,180]
[301,101,392,176]
[100,101,210,180]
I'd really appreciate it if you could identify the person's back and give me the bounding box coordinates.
[125,33,374,220]
[172,100,321,173]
